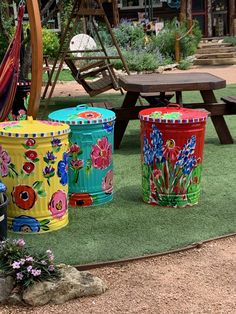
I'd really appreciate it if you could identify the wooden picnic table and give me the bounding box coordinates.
[113,72,235,149]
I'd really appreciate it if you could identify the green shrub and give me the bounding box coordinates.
[177,59,193,70]
[111,22,146,50]
[223,36,236,46]
[42,28,60,58]
[146,18,201,62]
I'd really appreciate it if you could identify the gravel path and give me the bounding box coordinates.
[1,236,235,314]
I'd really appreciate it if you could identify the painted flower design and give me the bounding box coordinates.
[68,143,84,184]
[70,159,84,170]
[142,127,200,207]
[43,165,55,185]
[51,138,62,152]
[77,111,102,119]
[44,151,56,164]
[102,169,113,194]
[12,216,40,232]
[25,150,38,161]
[103,122,114,133]
[22,162,35,174]
[12,185,37,210]
[0,145,11,177]
[69,193,93,207]
[163,139,180,162]
[57,152,68,186]
[48,190,67,219]
[90,137,112,169]
[23,138,37,149]
[12,215,50,233]
[69,143,80,154]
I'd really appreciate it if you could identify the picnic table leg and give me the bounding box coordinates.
[114,91,139,149]
[200,90,234,144]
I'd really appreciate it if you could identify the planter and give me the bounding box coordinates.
[0,193,9,241]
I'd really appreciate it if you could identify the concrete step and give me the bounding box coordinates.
[198,42,232,49]
[196,47,236,54]
[195,52,236,59]
[194,58,236,66]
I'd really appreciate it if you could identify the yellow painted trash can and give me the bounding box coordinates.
[0,118,70,233]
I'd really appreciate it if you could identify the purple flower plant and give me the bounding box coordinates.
[16,239,25,247]
[12,261,21,269]
[16,272,24,280]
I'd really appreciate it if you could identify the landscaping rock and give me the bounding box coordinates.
[23,264,108,306]
[0,275,15,304]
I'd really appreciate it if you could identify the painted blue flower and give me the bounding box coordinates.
[57,152,68,186]
[176,135,196,167]
[182,156,197,175]
[12,215,40,233]
[143,135,154,165]
[103,122,114,133]
[150,125,164,162]
[51,138,62,148]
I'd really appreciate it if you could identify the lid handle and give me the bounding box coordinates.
[167,103,181,109]
[76,104,89,111]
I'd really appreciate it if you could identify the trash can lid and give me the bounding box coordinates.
[0,182,6,193]
[48,104,116,125]
[0,117,70,138]
[139,104,209,124]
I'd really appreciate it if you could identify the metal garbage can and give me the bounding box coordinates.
[48,105,115,207]
[0,118,70,233]
[0,182,8,240]
[139,104,209,207]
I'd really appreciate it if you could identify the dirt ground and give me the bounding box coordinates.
[1,237,235,314]
[42,64,236,98]
[1,65,235,314]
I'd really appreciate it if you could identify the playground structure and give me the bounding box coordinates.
[42,0,130,109]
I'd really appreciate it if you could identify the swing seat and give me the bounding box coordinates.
[65,58,120,97]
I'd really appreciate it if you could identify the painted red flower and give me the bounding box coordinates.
[70,159,84,170]
[163,139,180,162]
[90,137,112,169]
[77,111,102,119]
[25,138,36,147]
[69,144,80,154]
[25,150,38,161]
[12,185,37,210]
[23,162,35,174]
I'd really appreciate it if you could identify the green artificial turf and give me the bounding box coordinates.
[8,85,236,265]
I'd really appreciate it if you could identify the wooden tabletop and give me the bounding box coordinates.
[118,72,226,93]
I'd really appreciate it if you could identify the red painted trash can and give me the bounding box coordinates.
[139,104,209,207]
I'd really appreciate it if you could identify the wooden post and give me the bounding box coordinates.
[175,32,180,63]
[179,0,187,22]
[186,0,192,34]
[26,0,43,118]
[229,0,236,36]
[112,0,119,27]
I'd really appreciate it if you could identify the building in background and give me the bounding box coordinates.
[117,0,236,37]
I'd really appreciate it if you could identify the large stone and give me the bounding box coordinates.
[23,265,108,306]
[0,275,15,304]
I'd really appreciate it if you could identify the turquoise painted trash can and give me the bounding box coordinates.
[48,105,116,207]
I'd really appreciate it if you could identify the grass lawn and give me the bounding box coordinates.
[9,82,235,265]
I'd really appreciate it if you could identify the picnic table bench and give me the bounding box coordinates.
[112,72,235,149]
